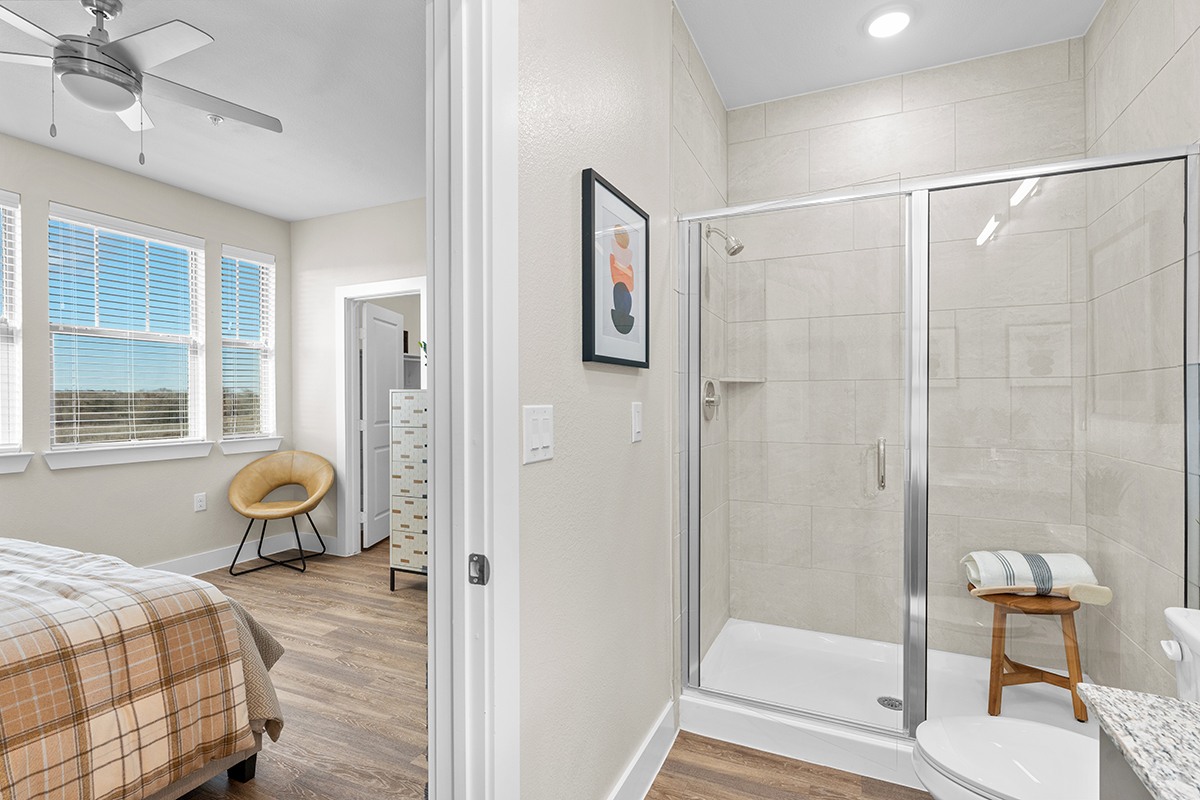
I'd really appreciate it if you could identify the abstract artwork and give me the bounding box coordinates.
[582,168,650,368]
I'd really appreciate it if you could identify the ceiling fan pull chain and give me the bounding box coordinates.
[138,103,145,166]
[49,69,56,139]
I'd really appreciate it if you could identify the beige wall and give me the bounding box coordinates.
[518,0,675,797]
[0,132,293,568]
[289,198,426,534]
[671,4,731,663]
[1080,0,1200,696]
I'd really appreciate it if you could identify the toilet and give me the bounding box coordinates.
[912,606,1200,800]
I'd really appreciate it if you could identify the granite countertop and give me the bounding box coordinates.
[1077,683,1200,800]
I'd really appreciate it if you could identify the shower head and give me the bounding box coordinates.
[706,225,744,257]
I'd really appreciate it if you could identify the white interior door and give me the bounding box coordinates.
[361,302,404,549]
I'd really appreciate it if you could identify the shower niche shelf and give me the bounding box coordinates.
[717,376,765,384]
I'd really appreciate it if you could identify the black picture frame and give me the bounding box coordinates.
[582,168,650,368]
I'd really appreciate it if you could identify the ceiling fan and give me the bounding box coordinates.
[0,0,282,135]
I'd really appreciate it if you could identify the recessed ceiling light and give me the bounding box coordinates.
[867,6,913,38]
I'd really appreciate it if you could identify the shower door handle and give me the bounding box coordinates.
[877,438,886,490]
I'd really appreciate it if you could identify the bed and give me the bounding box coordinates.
[0,538,284,800]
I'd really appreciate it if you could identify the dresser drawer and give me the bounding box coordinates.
[391,393,428,427]
[391,460,428,498]
[391,427,428,462]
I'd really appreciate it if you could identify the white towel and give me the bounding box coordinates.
[962,550,1112,606]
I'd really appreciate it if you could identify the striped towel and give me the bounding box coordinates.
[962,551,1112,606]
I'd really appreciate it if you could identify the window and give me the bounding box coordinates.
[221,247,275,439]
[0,189,20,453]
[48,204,204,449]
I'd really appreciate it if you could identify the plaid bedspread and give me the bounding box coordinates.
[0,538,256,800]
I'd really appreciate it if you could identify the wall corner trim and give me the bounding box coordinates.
[0,452,34,474]
[605,700,678,800]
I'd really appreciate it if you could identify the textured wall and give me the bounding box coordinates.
[518,0,675,798]
[0,132,293,568]
[1081,0,1200,697]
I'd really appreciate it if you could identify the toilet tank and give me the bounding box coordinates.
[1163,607,1200,701]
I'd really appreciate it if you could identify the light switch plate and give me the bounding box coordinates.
[523,405,554,464]
[631,401,642,443]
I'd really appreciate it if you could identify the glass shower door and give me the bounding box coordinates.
[694,193,910,730]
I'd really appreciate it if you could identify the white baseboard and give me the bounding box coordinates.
[147,529,339,576]
[606,700,678,800]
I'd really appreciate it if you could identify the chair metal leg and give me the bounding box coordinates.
[229,513,328,576]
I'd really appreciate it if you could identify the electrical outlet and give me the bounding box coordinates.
[194,492,206,512]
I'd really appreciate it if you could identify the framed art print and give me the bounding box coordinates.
[582,168,650,368]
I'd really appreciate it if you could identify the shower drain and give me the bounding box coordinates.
[877,696,904,711]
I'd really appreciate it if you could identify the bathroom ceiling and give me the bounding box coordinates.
[674,0,1106,109]
[0,0,425,221]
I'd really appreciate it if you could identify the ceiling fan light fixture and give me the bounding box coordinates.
[59,71,136,111]
[866,5,913,38]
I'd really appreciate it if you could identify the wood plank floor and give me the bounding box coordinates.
[186,542,430,799]
[647,731,931,800]
[182,543,928,799]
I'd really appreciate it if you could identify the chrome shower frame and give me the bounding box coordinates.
[678,144,1200,741]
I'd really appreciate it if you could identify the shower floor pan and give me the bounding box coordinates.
[700,618,1100,738]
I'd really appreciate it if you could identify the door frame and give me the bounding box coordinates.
[427,0,520,796]
[335,277,428,558]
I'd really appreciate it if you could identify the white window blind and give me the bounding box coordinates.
[221,246,275,439]
[0,189,21,453]
[48,204,205,449]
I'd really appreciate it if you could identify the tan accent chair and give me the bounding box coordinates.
[228,451,334,575]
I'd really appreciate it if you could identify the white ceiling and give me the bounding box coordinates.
[0,0,425,221]
[675,0,1106,109]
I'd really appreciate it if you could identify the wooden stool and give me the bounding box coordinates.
[969,583,1087,723]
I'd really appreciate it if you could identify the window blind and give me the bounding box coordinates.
[47,204,205,449]
[0,189,20,453]
[221,247,275,439]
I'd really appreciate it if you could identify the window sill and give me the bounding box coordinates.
[0,452,34,475]
[219,436,283,455]
[43,441,214,471]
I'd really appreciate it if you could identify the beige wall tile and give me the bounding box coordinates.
[764,248,903,321]
[1085,0,1142,73]
[855,575,903,644]
[855,379,904,445]
[928,580,994,659]
[764,318,810,380]
[809,105,956,192]
[726,381,765,443]
[701,308,726,377]
[729,561,857,635]
[765,503,813,567]
[726,320,765,378]
[903,41,1070,110]
[955,81,1085,170]
[811,507,904,578]
[1011,381,1076,451]
[1116,367,1185,470]
[671,126,724,217]
[766,76,903,136]
[726,259,765,322]
[929,447,1074,523]
[1069,37,1086,80]
[729,500,767,563]
[729,440,767,503]
[958,516,1087,557]
[809,313,903,381]
[1092,0,1175,137]
[768,442,903,511]
[853,196,904,250]
[763,380,856,444]
[700,441,729,517]
[1089,263,1184,374]
[930,378,1013,448]
[1086,452,1185,572]
[727,203,855,262]
[928,515,962,585]
[688,36,729,142]
[701,503,730,586]
[1177,0,1200,49]
[728,104,765,144]
[701,241,726,318]
[674,51,728,201]
[931,232,1071,311]
[1100,29,1200,152]
[728,131,809,204]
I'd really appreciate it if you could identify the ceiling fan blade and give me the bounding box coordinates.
[0,50,51,67]
[0,4,63,50]
[116,101,154,132]
[142,73,282,133]
[99,20,212,72]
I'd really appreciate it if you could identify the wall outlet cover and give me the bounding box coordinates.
[194,492,207,512]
